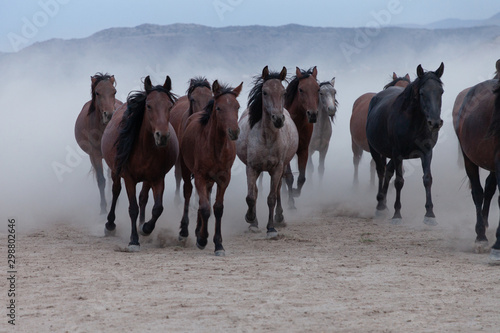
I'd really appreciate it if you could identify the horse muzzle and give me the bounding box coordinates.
[154,131,170,147]
[271,114,285,129]
[327,106,337,118]
[228,127,240,141]
[307,110,317,124]
[427,119,443,131]
[102,111,113,125]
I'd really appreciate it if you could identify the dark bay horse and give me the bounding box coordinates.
[236,66,298,237]
[74,73,123,214]
[178,80,243,256]
[101,76,178,251]
[284,66,320,209]
[453,73,500,263]
[350,73,410,186]
[169,77,212,200]
[308,78,338,180]
[367,63,444,225]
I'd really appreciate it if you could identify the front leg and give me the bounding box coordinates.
[421,151,437,226]
[194,176,210,250]
[245,166,260,232]
[295,146,308,196]
[138,182,150,224]
[140,180,165,236]
[266,167,283,238]
[124,179,140,251]
[213,176,230,256]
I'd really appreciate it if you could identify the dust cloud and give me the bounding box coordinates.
[1,26,499,251]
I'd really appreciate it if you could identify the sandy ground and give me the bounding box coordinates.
[3,192,499,333]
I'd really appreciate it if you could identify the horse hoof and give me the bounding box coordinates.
[274,214,284,224]
[215,250,226,257]
[488,249,500,265]
[423,216,438,226]
[248,225,261,233]
[374,209,387,219]
[292,189,301,198]
[391,218,403,225]
[138,223,151,236]
[196,241,206,250]
[266,230,279,239]
[104,226,116,237]
[178,234,188,243]
[475,240,489,254]
[127,244,140,252]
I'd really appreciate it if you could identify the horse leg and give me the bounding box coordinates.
[275,173,285,227]
[370,159,376,189]
[391,158,404,224]
[90,154,107,215]
[245,166,259,232]
[124,179,140,251]
[105,171,121,236]
[284,163,296,210]
[482,172,496,228]
[179,162,193,241]
[140,180,165,236]
[370,146,387,216]
[174,160,182,206]
[318,146,328,181]
[213,180,229,256]
[307,149,314,179]
[489,159,500,263]
[295,147,308,196]
[463,154,487,249]
[194,177,210,250]
[421,151,437,226]
[266,168,282,239]
[352,140,362,186]
[138,182,150,224]
[379,159,394,213]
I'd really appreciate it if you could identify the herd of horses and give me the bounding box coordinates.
[74,62,500,264]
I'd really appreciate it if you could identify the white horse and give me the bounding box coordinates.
[236,66,298,237]
[308,78,337,179]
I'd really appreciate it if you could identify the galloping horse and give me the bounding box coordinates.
[236,66,298,237]
[284,66,320,209]
[367,63,444,225]
[307,78,338,180]
[101,76,178,251]
[75,73,122,214]
[178,80,242,256]
[169,77,213,200]
[453,64,500,263]
[350,73,410,186]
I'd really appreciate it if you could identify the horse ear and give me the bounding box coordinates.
[330,77,335,86]
[212,80,220,95]
[91,75,97,85]
[416,65,424,78]
[144,76,153,91]
[295,67,302,78]
[435,62,444,78]
[404,74,410,81]
[393,72,397,80]
[262,66,269,80]
[110,75,115,85]
[279,66,287,81]
[233,82,243,97]
[312,66,318,79]
[163,76,172,91]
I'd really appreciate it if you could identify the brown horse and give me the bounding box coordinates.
[350,73,410,186]
[74,73,122,214]
[453,64,500,263]
[236,66,298,237]
[284,66,320,209]
[177,80,242,256]
[169,77,212,201]
[101,76,178,251]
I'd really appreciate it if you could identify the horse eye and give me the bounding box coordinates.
[146,104,152,109]
[299,88,303,93]
[263,91,267,96]
[216,106,221,111]
[95,92,100,96]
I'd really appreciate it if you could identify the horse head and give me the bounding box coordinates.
[91,73,117,125]
[144,75,176,147]
[295,66,320,123]
[319,78,338,119]
[212,80,242,141]
[261,66,287,129]
[416,63,444,132]
[188,77,212,115]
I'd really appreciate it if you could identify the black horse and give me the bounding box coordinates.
[366,63,444,225]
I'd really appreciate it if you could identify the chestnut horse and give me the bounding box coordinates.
[308,78,338,180]
[236,66,298,237]
[284,66,320,209]
[453,72,500,264]
[367,63,444,225]
[101,76,178,251]
[169,77,213,200]
[178,80,243,256]
[74,73,122,214]
[350,73,410,186]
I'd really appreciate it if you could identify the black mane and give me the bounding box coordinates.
[248,71,286,128]
[285,67,316,109]
[88,72,114,115]
[384,76,411,90]
[199,83,237,125]
[395,72,443,111]
[114,85,177,175]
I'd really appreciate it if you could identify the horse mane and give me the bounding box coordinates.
[199,83,237,125]
[285,67,316,109]
[384,76,411,90]
[248,70,286,128]
[88,72,114,115]
[114,84,177,175]
[395,72,443,111]
[486,81,500,138]
[186,76,211,115]
[319,81,339,122]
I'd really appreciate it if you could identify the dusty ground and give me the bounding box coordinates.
[3,195,499,333]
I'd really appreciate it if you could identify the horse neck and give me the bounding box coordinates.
[206,113,231,157]
[88,106,106,132]
[288,96,306,123]
[318,102,331,124]
[260,107,280,140]
[136,115,155,153]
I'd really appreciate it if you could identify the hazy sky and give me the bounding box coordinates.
[1,0,499,52]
